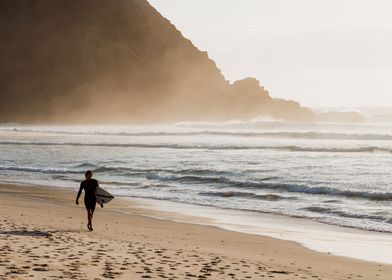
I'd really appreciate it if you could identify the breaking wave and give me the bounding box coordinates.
[302,206,390,222]
[4,126,392,141]
[146,172,392,201]
[0,140,390,153]
[199,191,290,201]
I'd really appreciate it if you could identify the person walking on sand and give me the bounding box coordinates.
[76,170,101,231]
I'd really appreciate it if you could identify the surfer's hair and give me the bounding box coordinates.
[85,170,92,178]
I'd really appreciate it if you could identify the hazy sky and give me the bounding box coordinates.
[148,0,392,107]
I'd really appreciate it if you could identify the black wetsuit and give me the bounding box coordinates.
[78,179,99,211]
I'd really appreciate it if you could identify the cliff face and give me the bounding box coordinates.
[0,0,360,123]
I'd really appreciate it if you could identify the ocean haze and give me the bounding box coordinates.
[148,0,392,107]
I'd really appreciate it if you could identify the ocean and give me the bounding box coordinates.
[1,120,392,233]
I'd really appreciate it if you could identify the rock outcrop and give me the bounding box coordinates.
[0,0,362,123]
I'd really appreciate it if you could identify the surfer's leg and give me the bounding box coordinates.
[91,203,96,218]
[89,203,96,231]
[87,209,92,231]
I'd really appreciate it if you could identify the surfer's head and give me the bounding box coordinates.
[85,170,93,180]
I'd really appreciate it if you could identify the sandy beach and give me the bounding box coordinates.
[0,184,391,280]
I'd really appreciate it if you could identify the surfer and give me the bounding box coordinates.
[76,170,101,231]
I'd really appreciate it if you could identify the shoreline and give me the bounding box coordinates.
[3,180,392,264]
[1,183,391,279]
[124,197,392,265]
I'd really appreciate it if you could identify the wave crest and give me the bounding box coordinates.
[199,191,290,201]
[147,172,392,201]
[0,141,390,153]
[303,206,388,221]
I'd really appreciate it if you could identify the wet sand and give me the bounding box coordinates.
[0,184,391,280]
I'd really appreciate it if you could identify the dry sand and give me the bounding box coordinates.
[0,183,391,280]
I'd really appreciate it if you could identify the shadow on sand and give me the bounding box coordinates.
[1,230,52,237]
[1,229,83,237]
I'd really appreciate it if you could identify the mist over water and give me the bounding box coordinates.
[1,119,392,233]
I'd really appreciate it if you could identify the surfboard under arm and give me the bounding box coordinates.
[95,187,114,204]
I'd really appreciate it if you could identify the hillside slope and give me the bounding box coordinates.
[0,0,360,123]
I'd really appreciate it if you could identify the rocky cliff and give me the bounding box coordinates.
[0,0,362,123]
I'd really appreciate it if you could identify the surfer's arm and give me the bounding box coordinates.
[95,180,104,208]
[76,184,83,205]
[93,180,99,194]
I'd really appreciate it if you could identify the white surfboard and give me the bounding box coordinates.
[96,187,114,204]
